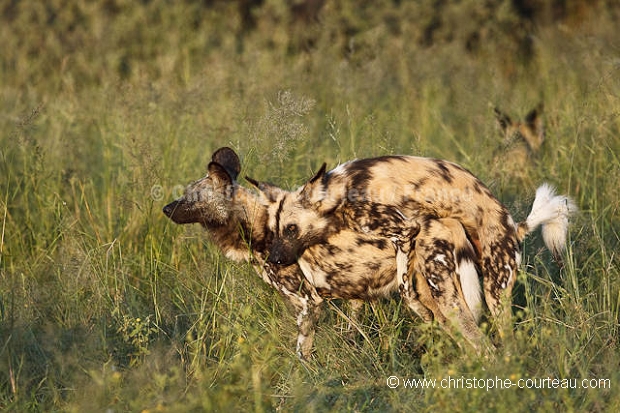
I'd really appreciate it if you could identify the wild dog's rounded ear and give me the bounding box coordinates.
[525,103,544,122]
[207,161,233,187]
[211,147,241,180]
[494,107,511,132]
[245,176,284,203]
[308,163,327,184]
[299,163,328,205]
[525,103,544,138]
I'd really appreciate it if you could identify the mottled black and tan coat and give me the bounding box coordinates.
[163,148,487,358]
[164,148,320,358]
[267,155,576,336]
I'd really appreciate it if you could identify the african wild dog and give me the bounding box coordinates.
[249,179,487,352]
[493,104,545,180]
[495,103,544,155]
[163,148,486,358]
[163,147,320,358]
[266,155,577,336]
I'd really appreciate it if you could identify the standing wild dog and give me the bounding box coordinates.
[266,155,577,336]
[495,103,544,156]
[493,104,545,181]
[163,148,486,357]
[163,147,320,358]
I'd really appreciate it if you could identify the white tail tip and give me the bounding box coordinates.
[525,183,577,257]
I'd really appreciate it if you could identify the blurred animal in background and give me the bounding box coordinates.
[492,103,545,183]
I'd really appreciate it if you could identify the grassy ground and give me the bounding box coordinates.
[1,1,619,411]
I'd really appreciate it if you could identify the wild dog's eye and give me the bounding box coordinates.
[284,224,298,237]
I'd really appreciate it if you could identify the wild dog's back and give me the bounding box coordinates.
[273,155,516,269]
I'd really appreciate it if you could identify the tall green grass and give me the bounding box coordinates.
[1,0,619,411]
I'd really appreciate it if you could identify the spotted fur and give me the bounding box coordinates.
[268,154,577,338]
[408,217,484,349]
[163,148,319,358]
[251,178,490,351]
[163,148,489,357]
[256,177,463,346]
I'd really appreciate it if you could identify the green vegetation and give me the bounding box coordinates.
[1,0,619,411]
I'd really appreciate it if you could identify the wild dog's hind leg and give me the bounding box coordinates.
[396,245,433,322]
[345,299,364,342]
[482,249,520,341]
[412,218,487,353]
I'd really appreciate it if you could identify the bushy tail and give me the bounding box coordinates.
[516,183,577,260]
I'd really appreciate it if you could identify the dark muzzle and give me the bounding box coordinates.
[267,238,299,266]
[162,201,178,217]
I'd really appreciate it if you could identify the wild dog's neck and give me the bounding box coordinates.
[204,185,270,263]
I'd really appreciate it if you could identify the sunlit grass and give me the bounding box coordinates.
[1,1,619,411]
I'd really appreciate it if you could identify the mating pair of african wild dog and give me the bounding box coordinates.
[163,143,575,359]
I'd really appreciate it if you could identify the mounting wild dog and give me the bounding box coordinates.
[163,148,485,357]
[266,155,577,335]
[250,179,486,352]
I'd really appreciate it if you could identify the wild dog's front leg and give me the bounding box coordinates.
[263,262,323,359]
[291,291,322,359]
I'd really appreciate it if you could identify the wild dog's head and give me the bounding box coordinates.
[249,164,343,266]
[163,147,240,226]
[494,103,545,153]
